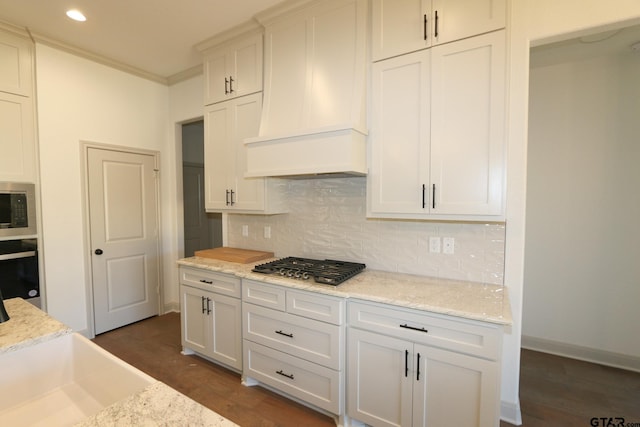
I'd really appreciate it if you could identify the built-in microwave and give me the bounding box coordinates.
[0,182,37,238]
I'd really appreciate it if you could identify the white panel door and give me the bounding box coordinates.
[370,50,430,214]
[88,147,160,334]
[430,30,505,215]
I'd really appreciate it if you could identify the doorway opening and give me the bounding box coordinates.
[523,24,640,368]
[181,120,222,256]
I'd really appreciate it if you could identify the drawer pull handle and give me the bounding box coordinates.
[275,330,294,338]
[400,323,429,333]
[199,279,213,284]
[276,370,294,380]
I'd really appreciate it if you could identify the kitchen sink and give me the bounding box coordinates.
[0,332,155,426]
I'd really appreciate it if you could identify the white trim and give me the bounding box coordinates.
[500,399,523,426]
[522,335,640,373]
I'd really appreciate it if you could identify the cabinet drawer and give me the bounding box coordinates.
[287,289,344,325]
[243,303,343,370]
[348,301,502,360]
[242,280,286,311]
[180,266,240,298]
[244,340,342,415]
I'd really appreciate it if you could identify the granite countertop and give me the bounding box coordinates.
[76,382,238,427]
[0,297,72,353]
[177,257,512,325]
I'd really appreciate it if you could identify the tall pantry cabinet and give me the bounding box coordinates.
[200,29,287,214]
[0,25,36,183]
[367,0,507,220]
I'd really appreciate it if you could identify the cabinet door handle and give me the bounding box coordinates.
[229,76,234,93]
[400,323,429,334]
[432,184,436,209]
[434,11,439,38]
[201,296,206,314]
[422,184,426,209]
[199,279,213,284]
[275,330,294,338]
[416,353,421,381]
[276,370,294,380]
[423,14,427,41]
[405,349,409,377]
[230,189,235,206]
[225,189,230,206]
[206,297,212,315]
[225,77,229,94]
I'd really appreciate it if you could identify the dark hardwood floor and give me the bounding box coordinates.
[93,313,640,427]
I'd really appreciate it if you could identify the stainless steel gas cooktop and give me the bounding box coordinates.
[252,257,366,286]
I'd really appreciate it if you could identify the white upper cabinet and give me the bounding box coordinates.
[0,28,36,183]
[368,30,506,220]
[204,93,287,214]
[371,0,506,61]
[203,32,263,106]
[0,29,33,97]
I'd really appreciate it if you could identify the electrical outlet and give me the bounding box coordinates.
[264,226,271,239]
[429,237,441,253]
[443,237,455,254]
[242,225,249,237]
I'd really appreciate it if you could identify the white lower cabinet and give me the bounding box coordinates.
[180,267,242,371]
[242,280,345,417]
[347,300,502,427]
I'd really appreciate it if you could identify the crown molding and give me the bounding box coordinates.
[166,64,203,85]
[30,31,170,85]
[194,19,263,53]
[0,18,31,39]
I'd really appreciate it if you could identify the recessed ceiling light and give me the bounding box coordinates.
[66,9,87,22]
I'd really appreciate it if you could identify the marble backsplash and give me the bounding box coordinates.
[227,177,505,285]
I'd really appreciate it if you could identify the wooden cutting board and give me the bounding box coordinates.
[194,247,274,264]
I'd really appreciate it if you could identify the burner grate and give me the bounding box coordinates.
[252,257,365,285]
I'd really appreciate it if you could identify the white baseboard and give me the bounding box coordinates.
[163,301,179,314]
[500,399,522,426]
[522,335,640,373]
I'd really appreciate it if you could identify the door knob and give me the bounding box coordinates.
[94,249,103,255]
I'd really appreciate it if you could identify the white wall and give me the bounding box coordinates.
[505,1,640,423]
[524,43,640,359]
[35,44,171,333]
[166,74,204,307]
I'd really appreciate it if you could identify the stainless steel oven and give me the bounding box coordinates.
[0,239,39,307]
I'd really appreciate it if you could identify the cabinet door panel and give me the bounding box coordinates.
[413,344,499,427]
[204,102,232,210]
[372,0,431,61]
[432,0,506,45]
[212,293,242,370]
[347,328,413,427]
[181,286,209,355]
[203,52,229,106]
[0,32,32,96]
[233,34,263,98]
[370,50,430,214]
[430,31,505,215]
[232,93,264,210]
[0,93,35,182]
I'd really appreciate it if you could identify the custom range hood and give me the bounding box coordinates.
[245,0,368,178]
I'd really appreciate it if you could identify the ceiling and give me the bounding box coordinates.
[0,0,284,82]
